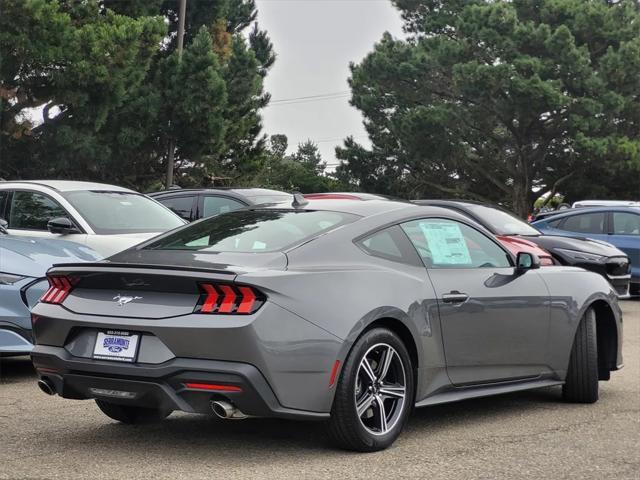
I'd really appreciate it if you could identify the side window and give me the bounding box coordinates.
[613,212,640,235]
[357,225,418,264]
[559,212,606,234]
[400,218,510,269]
[203,196,245,218]
[0,191,9,220]
[9,191,67,230]
[158,195,194,221]
[547,218,563,228]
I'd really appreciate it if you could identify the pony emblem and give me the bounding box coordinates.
[113,294,142,307]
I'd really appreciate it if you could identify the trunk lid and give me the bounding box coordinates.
[48,251,285,319]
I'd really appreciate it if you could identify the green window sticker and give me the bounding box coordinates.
[419,222,472,265]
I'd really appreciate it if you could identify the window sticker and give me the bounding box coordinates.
[419,222,471,265]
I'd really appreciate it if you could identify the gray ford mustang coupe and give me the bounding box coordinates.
[30,198,623,451]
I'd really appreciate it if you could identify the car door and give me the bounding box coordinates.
[400,218,550,386]
[6,190,87,244]
[199,195,247,220]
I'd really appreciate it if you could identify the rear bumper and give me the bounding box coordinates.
[31,345,329,420]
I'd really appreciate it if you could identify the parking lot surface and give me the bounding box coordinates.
[1,301,638,480]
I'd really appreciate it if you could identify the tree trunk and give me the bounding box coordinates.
[512,178,532,219]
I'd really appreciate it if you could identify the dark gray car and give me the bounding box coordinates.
[30,199,623,451]
[148,187,292,222]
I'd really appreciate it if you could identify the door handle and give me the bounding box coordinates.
[442,291,469,304]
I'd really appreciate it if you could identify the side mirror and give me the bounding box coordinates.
[516,252,541,271]
[0,218,7,234]
[47,217,80,235]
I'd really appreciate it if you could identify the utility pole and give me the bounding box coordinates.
[165,0,187,189]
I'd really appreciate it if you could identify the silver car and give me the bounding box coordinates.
[0,180,186,257]
[30,198,622,451]
[0,221,102,355]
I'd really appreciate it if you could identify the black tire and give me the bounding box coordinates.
[95,399,170,424]
[327,328,414,452]
[562,308,599,403]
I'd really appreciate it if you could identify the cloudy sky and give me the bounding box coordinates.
[255,0,404,167]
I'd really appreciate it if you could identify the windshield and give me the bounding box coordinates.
[466,205,540,236]
[146,209,358,253]
[64,191,185,235]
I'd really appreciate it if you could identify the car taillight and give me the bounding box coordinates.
[194,283,265,315]
[40,276,76,305]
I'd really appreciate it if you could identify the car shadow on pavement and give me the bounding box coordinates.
[0,356,35,384]
[67,387,566,456]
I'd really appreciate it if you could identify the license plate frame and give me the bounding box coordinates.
[92,330,140,363]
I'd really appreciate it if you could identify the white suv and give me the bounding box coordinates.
[0,181,186,257]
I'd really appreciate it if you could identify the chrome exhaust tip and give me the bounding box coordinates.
[211,400,248,420]
[37,378,55,396]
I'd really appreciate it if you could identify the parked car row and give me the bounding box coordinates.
[0,179,633,452]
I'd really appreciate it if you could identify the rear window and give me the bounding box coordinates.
[146,209,358,253]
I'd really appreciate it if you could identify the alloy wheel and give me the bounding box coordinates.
[355,342,407,436]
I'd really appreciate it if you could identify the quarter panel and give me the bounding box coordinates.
[241,246,448,403]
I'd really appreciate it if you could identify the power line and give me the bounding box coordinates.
[314,134,368,144]
[268,91,350,107]
[270,91,349,103]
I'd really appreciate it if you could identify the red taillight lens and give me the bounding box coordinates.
[194,283,265,315]
[40,276,76,305]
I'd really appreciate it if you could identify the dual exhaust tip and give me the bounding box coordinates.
[211,400,248,420]
[38,378,56,396]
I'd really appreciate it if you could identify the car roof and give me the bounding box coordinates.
[413,199,500,213]
[148,187,289,197]
[532,206,640,223]
[572,200,640,207]
[304,192,405,201]
[0,180,134,193]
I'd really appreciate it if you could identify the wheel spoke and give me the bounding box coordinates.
[378,345,394,381]
[375,395,388,433]
[360,357,377,383]
[379,384,405,400]
[357,392,375,418]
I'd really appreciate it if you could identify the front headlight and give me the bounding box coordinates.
[0,272,27,285]
[554,248,606,263]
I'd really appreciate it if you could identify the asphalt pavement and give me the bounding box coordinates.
[1,301,638,480]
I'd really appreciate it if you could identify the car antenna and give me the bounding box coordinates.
[291,192,309,209]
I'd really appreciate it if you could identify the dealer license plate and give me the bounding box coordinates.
[93,331,139,363]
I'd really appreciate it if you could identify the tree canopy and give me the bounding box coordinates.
[0,0,274,190]
[336,0,640,216]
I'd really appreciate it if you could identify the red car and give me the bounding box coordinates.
[494,234,554,266]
